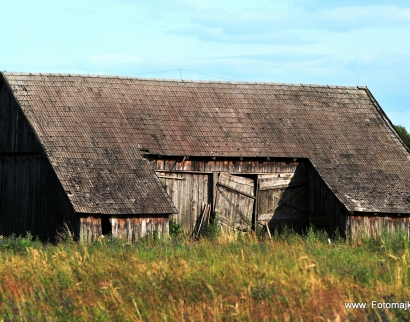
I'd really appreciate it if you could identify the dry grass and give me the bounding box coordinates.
[0,229,410,321]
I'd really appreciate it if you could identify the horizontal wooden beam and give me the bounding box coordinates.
[258,213,306,221]
[154,169,297,175]
[259,182,306,191]
[156,175,186,180]
[155,169,213,174]
[216,182,256,200]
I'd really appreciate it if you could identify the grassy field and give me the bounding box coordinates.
[1,228,410,321]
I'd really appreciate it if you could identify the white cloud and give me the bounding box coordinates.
[316,5,410,31]
[169,26,315,45]
[167,2,410,44]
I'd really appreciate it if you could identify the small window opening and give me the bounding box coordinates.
[101,216,112,235]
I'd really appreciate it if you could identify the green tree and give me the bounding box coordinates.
[395,125,410,149]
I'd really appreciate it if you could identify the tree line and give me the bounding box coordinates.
[395,125,410,150]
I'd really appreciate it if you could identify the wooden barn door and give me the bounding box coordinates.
[156,172,210,234]
[215,172,255,231]
[257,173,307,232]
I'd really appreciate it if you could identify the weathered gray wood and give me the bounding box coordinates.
[256,164,309,233]
[254,178,259,229]
[347,215,410,237]
[157,175,185,180]
[155,171,210,233]
[216,182,256,199]
[215,173,254,230]
[265,222,272,239]
[109,217,168,242]
[193,203,210,239]
[150,157,299,174]
[212,171,218,215]
[151,157,353,236]
[191,173,199,229]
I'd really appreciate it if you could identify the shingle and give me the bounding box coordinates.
[3,72,410,214]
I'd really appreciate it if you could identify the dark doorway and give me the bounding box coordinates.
[101,216,112,235]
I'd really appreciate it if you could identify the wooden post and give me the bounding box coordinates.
[265,222,272,240]
[212,171,218,217]
[254,176,259,231]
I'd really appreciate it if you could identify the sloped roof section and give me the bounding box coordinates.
[3,72,410,214]
[2,73,177,215]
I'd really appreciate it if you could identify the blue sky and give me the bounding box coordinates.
[1,0,410,130]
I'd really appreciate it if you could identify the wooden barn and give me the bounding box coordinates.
[1,72,410,241]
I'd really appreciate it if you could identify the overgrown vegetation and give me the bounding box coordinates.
[1,228,410,321]
[395,124,410,149]
[168,217,185,240]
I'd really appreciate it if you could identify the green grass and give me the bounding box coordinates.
[1,229,410,321]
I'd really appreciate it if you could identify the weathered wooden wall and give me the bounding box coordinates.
[157,172,210,233]
[0,80,78,240]
[347,215,410,237]
[307,162,348,235]
[261,162,309,233]
[215,172,254,231]
[150,157,358,236]
[150,157,309,233]
[150,157,299,174]
[79,215,169,242]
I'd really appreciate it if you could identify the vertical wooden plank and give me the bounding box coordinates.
[203,174,209,212]
[197,173,204,231]
[187,173,194,231]
[198,160,205,172]
[184,160,191,171]
[164,216,170,236]
[111,218,118,238]
[222,160,229,172]
[204,160,210,172]
[174,175,182,223]
[189,173,195,231]
[141,217,147,238]
[126,218,131,242]
[165,159,172,171]
[255,176,259,229]
[180,173,188,229]
[215,173,254,229]
[212,171,218,216]
[156,159,164,170]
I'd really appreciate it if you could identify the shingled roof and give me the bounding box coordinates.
[2,73,177,215]
[3,72,410,214]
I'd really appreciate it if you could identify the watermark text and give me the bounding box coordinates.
[344,301,410,310]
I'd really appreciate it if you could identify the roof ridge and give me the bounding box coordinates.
[1,71,360,89]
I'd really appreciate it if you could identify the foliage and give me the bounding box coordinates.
[55,222,75,244]
[0,232,42,254]
[395,125,410,149]
[202,214,221,240]
[169,217,185,240]
[1,230,410,320]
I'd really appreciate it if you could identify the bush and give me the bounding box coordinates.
[203,214,221,240]
[0,232,40,254]
[169,217,184,240]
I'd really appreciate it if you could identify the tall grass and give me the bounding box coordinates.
[1,229,410,321]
